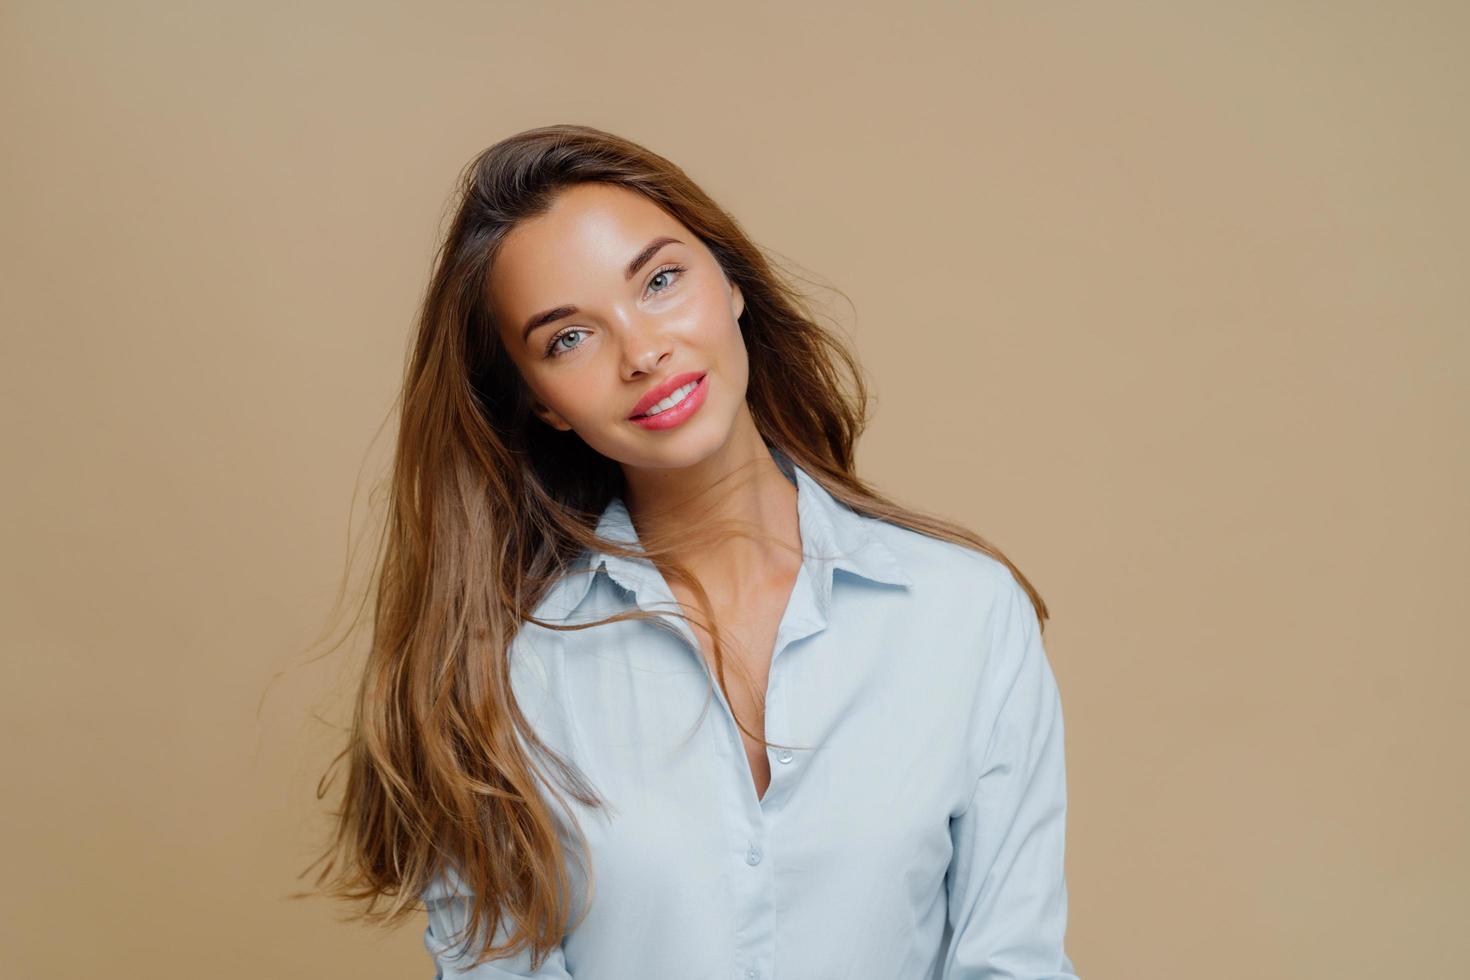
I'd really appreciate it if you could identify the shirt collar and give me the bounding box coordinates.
[537,447,912,623]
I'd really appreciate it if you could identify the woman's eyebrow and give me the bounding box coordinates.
[520,236,684,345]
[623,235,683,282]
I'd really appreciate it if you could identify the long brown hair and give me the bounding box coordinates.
[301,123,1048,971]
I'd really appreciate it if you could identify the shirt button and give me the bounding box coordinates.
[746,970,758,980]
[746,845,762,866]
[776,748,794,764]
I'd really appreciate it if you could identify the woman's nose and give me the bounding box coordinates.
[617,315,674,377]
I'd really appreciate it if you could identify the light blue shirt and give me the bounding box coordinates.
[423,448,1079,979]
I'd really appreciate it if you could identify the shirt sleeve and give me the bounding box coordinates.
[422,870,575,979]
[940,575,1080,979]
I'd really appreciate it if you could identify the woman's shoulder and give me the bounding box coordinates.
[862,514,1024,605]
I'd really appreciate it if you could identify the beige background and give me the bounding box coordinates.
[3,2,1465,977]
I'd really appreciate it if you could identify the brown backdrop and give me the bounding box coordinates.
[3,2,1466,977]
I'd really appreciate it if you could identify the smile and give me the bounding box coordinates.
[637,379,700,418]
[629,374,710,431]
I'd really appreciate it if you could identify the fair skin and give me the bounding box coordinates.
[486,181,800,800]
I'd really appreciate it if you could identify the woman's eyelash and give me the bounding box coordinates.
[647,263,687,294]
[543,264,688,358]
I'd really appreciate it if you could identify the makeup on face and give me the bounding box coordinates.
[627,371,710,431]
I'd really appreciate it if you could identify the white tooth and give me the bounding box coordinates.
[642,381,697,417]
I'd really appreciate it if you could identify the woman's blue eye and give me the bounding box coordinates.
[648,263,686,295]
[545,328,585,358]
[544,263,687,359]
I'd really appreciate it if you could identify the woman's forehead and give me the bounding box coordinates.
[509,184,679,261]
[489,186,691,311]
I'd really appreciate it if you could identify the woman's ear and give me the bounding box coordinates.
[730,279,744,323]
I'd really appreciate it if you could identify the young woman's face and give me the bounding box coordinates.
[486,182,748,472]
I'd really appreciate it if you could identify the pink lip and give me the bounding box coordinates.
[628,370,707,419]
[629,374,710,431]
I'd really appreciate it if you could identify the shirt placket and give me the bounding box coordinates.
[637,556,830,980]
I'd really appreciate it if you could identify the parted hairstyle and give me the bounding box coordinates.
[302,123,1047,971]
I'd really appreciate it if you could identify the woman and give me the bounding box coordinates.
[309,124,1079,979]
